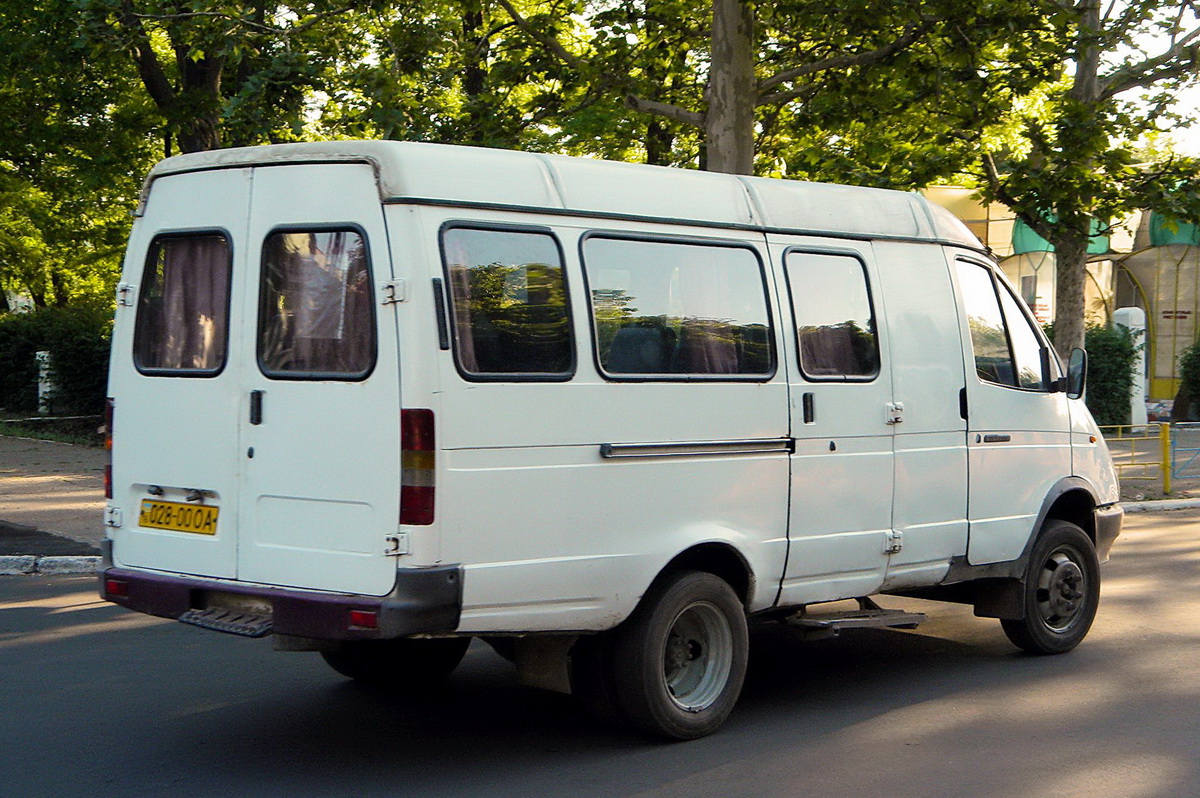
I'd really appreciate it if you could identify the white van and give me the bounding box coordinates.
[100,141,1122,739]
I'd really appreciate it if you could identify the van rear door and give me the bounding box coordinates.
[114,168,251,580]
[236,163,400,596]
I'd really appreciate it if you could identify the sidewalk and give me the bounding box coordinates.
[0,434,106,574]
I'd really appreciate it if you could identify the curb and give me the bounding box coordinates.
[1123,498,1200,513]
[0,555,100,576]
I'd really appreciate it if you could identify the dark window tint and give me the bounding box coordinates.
[786,252,880,380]
[584,237,773,377]
[957,260,1047,390]
[133,234,232,374]
[442,227,573,377]
[259,230,375,378]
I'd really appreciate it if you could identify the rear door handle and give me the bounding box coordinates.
[802,392,815,424]
[249,390,264,425]
[980,433,1010,443]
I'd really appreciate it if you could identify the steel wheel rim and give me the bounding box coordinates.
[662,601,733,712]
[1035,545,1088,633]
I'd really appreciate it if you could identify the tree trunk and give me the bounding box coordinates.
[706,0,755,175]
[646,118,674,166]
[461,0,490,146]
[1050,229,1089,355]
[1048,0,1101,357]
[176,115,222,153]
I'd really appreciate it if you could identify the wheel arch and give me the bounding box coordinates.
[656,543,755,610]
[1037,478,1100,547]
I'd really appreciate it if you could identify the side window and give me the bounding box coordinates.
[956,260,1047,390]
[999,282,1049,390]
[583,236,773,378]
[133,233,232,375]
[258,229,375,379]
[441,226,573,379]
[786,251,880,380]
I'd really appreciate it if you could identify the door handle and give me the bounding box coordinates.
[802,392,815,424]
[980,433,1011,443]
[249,390,264,425]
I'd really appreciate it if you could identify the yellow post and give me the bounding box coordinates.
[1161,423,1172,495]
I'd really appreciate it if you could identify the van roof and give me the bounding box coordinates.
[140,140,982,249]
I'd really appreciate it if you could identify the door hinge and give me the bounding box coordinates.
[104,507,123,528]
[385,532,410,556]
[886,401,905,425]
[885,530,903,554]
[381,280,408,305]
[116,283,135,307]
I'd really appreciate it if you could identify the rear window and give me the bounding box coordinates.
[133,233,232,375]
[258,229,376,379]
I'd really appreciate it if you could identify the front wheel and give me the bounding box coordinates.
[320,637,470,685]
[611,570,748,740]
[1001,520,1100,655]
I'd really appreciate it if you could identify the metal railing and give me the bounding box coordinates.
[1101,423,1172,493]
[1100,422,1200,495]
[1174,423,1200,483]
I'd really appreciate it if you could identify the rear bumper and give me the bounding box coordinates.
[99,562,463,641]
[1095,502,1124,563]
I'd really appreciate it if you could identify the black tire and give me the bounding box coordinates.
[611,570,748,740]
[320,637,470,685]
[1001,520,1100,655]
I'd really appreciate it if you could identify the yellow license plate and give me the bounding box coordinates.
[138,499,219,535]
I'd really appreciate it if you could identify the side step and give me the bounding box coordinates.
[785,597,925,640]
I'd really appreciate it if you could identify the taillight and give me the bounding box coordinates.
[104,398,114,500]
[349,609,378,629]
[400,409,435,525]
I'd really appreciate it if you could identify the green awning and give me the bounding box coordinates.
[1148,212,1200,246]
[1011,217,1109,255]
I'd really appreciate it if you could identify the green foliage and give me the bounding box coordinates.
[1180,339,1200,419]
[0,305,113,415]
[1083,324,1140,428]
[0,0,156,307]
[976,1,1200,353]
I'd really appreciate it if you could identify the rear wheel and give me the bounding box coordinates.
[611,570,748,740]
[320,637,470,685]
[1001,520,1100,655]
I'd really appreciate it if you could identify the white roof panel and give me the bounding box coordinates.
[140,140,982,249]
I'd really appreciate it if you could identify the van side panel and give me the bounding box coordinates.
[423,213,790,632]
[949,250,1073,565]
[871,241,968,590]
[772,237,894,606]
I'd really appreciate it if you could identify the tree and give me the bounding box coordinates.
[323,0,616,155]
[611,0,1062,175]
[0,0,157,307]
[79,1,379,153]
[980,0,1200,354]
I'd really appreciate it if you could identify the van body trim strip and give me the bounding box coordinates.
[599,439,795,459]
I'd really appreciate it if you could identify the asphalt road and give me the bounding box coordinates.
[2,510,1199,798]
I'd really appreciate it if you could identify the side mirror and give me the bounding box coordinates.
[1066,347,1087,399]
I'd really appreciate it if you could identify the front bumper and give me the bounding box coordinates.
[1095,502,1124,563]
[99,562,463,641]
